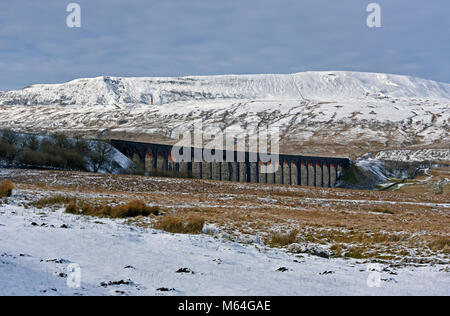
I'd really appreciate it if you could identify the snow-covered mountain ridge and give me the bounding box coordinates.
[0,71,448,158]
[1,71,450,106]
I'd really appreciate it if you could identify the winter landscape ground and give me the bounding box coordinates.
[0,71,449,296]
[0,168,449,296]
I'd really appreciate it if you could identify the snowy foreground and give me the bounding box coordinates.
[1,198,448,296]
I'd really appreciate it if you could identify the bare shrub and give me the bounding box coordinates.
[88,141,114,173]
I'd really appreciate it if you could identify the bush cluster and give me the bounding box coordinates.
[0,130,114,172]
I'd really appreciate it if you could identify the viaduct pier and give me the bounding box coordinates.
[111,140,350,188]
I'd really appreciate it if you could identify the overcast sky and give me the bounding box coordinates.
[0,0,448,90]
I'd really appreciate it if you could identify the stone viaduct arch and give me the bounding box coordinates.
[110,140,349,188]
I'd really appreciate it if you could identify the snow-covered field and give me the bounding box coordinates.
[0,71,448,157]
[1,183,449,296]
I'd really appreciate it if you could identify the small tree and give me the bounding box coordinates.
[0,141,17,164]
[52,133,71,149]
[1,130,18,146]
[88,141,114,173]
[74,138,91,157]
[22,134,40,151]
[63,150,87,170]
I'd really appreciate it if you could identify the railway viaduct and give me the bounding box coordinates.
[110,139,350,187]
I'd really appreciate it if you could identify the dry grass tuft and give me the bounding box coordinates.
[344,247,367,259]
[110,200,159,218]
[80,202,112,217]
[428,237,450,254]
[330,244,344,257]
[65,200,79,214]
[0,181,14,197]
[269,229,299,247]
[65,200,159,218]
[154,214,205,234]
[30,195,75,208]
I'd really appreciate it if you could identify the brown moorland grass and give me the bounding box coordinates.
[428,237,450,254]
[269,229,299,247]
[0,180,13,197]
[65,199,159,218]
[154,213,205,234]
[65,200,79,214]
[110,200,160,218]
[6,169,449,205]
[3,169,449,261]
[30,195,75,208]
[330,244,344,257]
[344,247,368,259]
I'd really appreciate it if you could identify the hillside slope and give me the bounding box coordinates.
[0,71,448,158]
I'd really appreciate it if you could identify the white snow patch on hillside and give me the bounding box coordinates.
[0,71,448,156]
[374,149,450,162]
[2,71,449,106]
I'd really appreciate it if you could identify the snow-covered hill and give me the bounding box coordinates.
[2,72,450,106]
[0,71,448,158]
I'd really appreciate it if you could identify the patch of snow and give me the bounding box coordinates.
[374,149,450,162]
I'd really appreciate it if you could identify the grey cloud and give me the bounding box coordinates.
[0,0,448,90]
